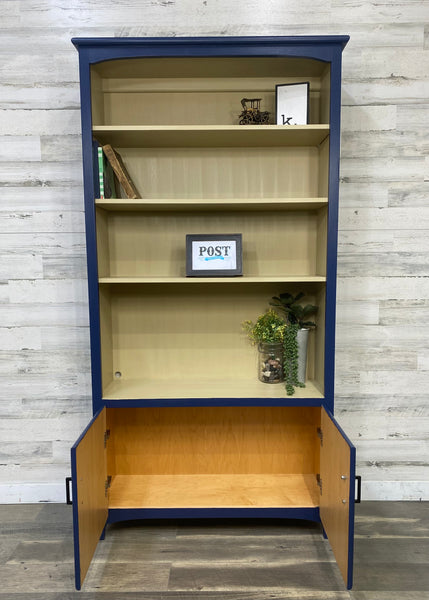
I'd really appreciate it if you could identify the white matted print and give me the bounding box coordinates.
[192,239,237,270]
[276,82,310,125]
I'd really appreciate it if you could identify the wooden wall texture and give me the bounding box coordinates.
[0,1,428,502]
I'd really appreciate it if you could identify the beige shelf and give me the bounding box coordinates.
[99,276,327,285]
[108,473,319,509]
[95,198,329,212]
[92,124,330,148]
[102,377,324,401]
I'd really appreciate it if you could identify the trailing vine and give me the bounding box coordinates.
[270,292,318,396]
[283,323,305,395]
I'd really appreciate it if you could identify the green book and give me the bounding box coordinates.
[97,145,117,199]
[97,146,105,199]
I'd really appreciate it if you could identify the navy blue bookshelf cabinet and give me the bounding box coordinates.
[70,35,355,590]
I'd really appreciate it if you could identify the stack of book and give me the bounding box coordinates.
[96,143,140,199]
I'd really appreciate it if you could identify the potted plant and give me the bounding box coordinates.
[269,292,318,395]
[242,310,286,384]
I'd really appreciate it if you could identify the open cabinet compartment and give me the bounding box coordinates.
[72,405,355,589]
[71,35,353,592]
[106,406,321,509]
[90,55,331,127]
[98,281,326,401]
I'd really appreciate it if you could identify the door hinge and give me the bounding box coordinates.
[105,475,112,496]
[104,429,111,448]
[316,473,322,495]
[317,427,323,446]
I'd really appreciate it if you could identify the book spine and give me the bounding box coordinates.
[97,146,104,199]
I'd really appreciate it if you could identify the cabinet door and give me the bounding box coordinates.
[71,408,108,590]
[320,407,356,590]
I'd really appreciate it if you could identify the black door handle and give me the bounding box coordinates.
[65,477,73,505]
[355,475,362,503]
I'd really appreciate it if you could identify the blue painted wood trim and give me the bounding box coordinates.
[70,408,105,591]
[107,506,321,524]
[71,407,105,451]
[103,397,324,408]
[324,408,356,590]
[77,50,104,414]
[323,49,345,414]
[72,35,349,50]
[72,36,349,66]
[347,442,356,589]
[70,444,81,590]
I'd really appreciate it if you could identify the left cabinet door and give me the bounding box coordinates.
[71,408,108,590]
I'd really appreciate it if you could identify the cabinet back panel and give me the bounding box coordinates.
[102,284,322,383]
[98,209,322,278]
[106,406,320,475]
[93,57,328,79]
[117,147,320,199]
[103,90,321,126]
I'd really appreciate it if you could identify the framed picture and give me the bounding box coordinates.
[186,234,243,277]
[276,82,310,125]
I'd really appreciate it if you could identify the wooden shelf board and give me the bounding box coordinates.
[99,276,327,284]
[96,198,329,212]
[108,473,319,509]
[92,125,330,148]
[102,377,324,401]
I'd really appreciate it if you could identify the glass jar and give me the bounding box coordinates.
[258,342,284,384]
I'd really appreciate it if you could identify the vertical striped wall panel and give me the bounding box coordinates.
[0,2,428,502]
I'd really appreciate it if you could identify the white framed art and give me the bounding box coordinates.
[276,82,310,125]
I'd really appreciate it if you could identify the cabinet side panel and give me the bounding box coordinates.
[318,137,329,199]
[96,207,110,277]
[319,65,331,125]
[90,69,105,126]
[313,287,326,396]
[316,206,328,277]
[71,409,108,589]
[320,407,355,589]
[99,285,114,393]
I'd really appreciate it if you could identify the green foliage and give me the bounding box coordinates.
[270,292,318,328]
[243,293,318,396]
[242,309,286,344]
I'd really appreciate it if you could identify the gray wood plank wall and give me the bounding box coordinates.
[0,2,428,502]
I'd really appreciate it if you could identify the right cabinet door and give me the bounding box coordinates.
[320,407,356,589]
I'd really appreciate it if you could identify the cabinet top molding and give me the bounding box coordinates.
[72,36,349,49]
[72,36,349,65]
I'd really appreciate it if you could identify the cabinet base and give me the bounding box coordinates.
[107,506,321,524]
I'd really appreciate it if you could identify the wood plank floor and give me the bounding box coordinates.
[0,502,427,599]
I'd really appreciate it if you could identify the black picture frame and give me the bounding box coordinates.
[275,82,310,125]
[186,234,243,277]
